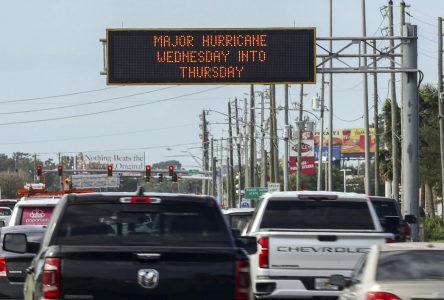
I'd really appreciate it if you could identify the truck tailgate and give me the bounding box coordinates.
[268,231,388,270]
[58,246,237,300]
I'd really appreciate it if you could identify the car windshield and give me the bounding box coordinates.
[371,200,399,219]
[0,208,11,216]
[260,199,375,230]
[376,250,444,281]
[54,202,231,247]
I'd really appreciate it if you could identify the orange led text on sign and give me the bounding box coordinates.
[151,33,269,79]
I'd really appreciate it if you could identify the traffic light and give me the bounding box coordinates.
[57,165,63,176]
[36,165,43,176]
[168,165,174,177]
[172,172,178,182]
[158,173,163,182]
[107,165,113,177]
[145,165,151,182]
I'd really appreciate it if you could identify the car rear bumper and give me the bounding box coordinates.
[0,280,24,300]
[254,278,342,299]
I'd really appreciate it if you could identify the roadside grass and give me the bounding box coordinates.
[423,217,444,241]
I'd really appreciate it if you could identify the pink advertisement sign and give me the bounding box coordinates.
[21,207,54,225]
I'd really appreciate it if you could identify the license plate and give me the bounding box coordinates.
[315,278,339,290]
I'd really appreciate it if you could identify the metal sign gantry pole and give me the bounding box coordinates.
[317,24,420,240]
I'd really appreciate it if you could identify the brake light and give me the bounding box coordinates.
[0,257,6,277]
[235,260,250,300]
[119,197,161,204]
[385,238,395,243]
[258,237,269,268]
[403,223,412,241]
[42,258,61,299]
[366,292,401,300]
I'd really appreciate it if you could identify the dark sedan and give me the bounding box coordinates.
[0,225,45,300]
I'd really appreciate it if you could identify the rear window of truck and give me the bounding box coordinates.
[260,199,375,230]
[20,207,54,225]
[54,202,231,247]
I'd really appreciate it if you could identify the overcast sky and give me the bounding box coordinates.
[0,0,441,169]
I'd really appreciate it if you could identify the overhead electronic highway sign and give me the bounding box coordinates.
[106,28,316,85]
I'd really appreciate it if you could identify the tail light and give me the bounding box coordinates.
[258,237,269,268]
[403,223,412,241]
[42,258,61,299]
[0,257,6,277]
[235,260,250,300]
[366,292,401,300]
[385,238,394,243]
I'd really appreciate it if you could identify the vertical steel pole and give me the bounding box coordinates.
[317,73,325,191]
[297,85,304,190]
[234,98,242,204]
[362,0,371,195]
[328,0,334,191]
[272,85,280,183]
[283,84,289,191]
[401,24,419,240]
[373,40,380,195]
[250,85,256,187]
[227,104,235,207]
[389,0,400,201]
[269,84,275,183]
[438,17,444,219]
[244,98,249,188]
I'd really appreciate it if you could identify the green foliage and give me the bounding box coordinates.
[423,217,444,241]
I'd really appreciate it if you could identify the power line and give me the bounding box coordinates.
[0,87,119,104]
[0,123,196,146]
[0,86,178,115]
[0,86,225,126]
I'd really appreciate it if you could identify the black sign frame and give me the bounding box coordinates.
[106,28,316,85]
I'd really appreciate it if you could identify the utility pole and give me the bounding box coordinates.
[297,85,304,190]
[227,103,235,207]
[201,110,210,195]
[438,17,444,219]
[389,0,399,201]
[317,72,325,191]
[362,0,371,195]
[328,0,334,191]
[211,138,217,197]
[373,40,380,195]
[234,98,242,204]
[249,85,256,187]
[260,91,267,187]
[401,24,419,240]
[272,85,279,183]
[243,98,249,188]
[284,84,289,191]
[269,84,276,182]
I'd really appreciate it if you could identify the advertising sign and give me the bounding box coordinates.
[71,174,120,189]
[107,28,316,84]
[314,146,342,162]
[290,139,314,157]
[314,128,375,154]
[21,207,54,225]
[76,152,145,171]
[289,157,316,175]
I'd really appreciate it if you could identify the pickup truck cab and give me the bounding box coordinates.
[22,191,256,300]
[8,197,60,227]
[244,191,393,299]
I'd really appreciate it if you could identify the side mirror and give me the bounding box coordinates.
[0,221,5,228]
[384,216,400,233]
[235,236,257,255]
[329,274,349,288]
[404,214,417,224]
[3,233,27,253]
[231,228,241,237]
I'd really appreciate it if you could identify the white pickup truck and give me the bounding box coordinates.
[243,191,394,299]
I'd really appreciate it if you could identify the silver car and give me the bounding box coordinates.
[330,242,444,300]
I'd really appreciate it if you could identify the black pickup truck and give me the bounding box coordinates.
[16,191,256,300]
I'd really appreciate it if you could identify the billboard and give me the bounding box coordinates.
[76,152,145,171]
[289,157,316,175]
[107,28,316,84]
[314,128,376,154]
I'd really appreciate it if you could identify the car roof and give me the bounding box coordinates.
[369,196,397,202]
[222,208,255,214]
[0,207,11,210]
[16,197,60,206]
[66,192,215,204]
[1,225,47,234]
[266,191,369,201]
[379,242,444,252]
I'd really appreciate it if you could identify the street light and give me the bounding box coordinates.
[340,169,351,192]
